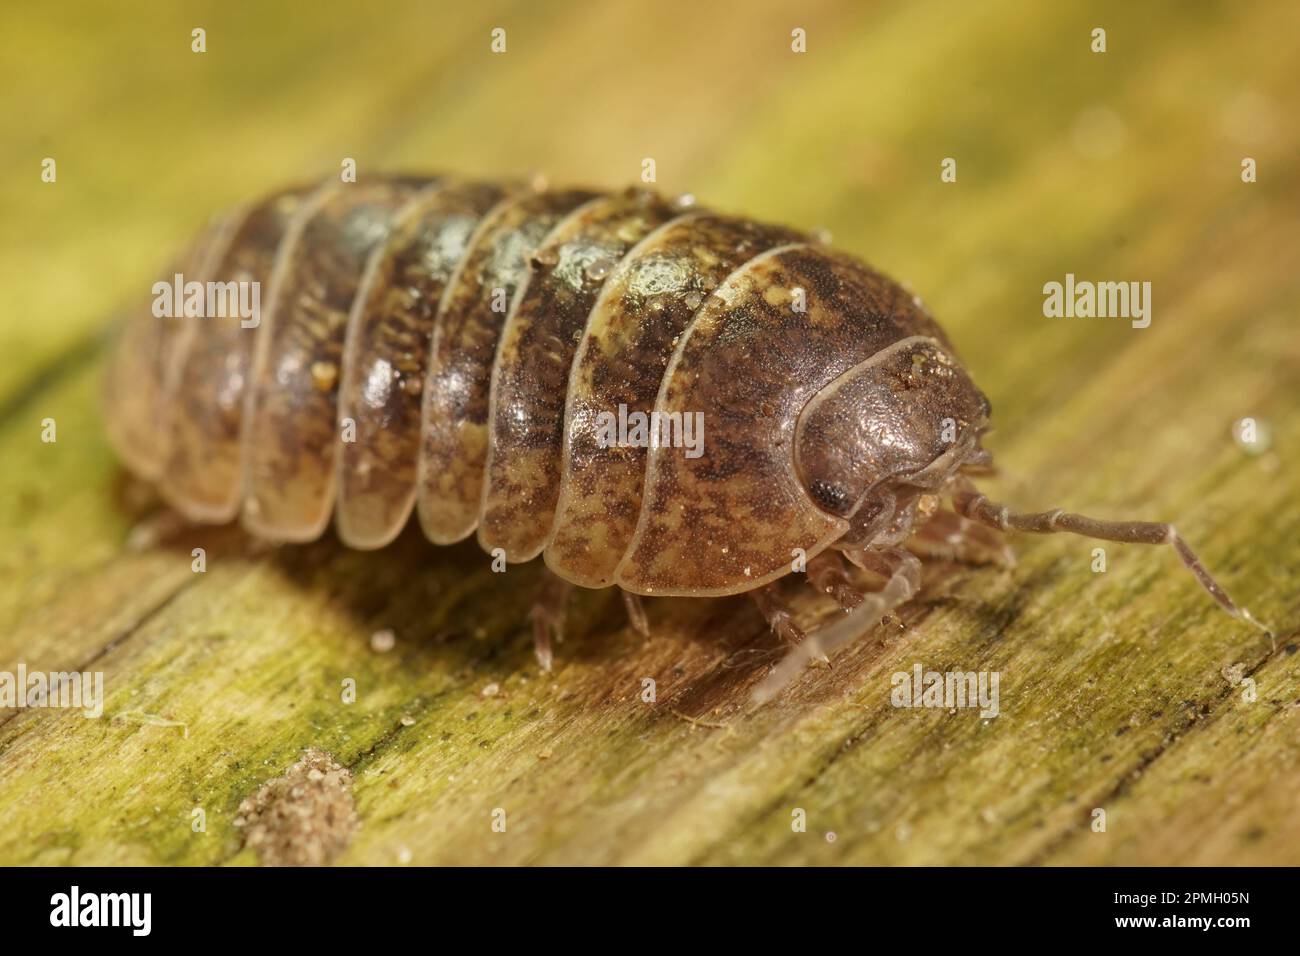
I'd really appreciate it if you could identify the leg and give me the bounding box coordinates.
[751,548,921,705]
[620,588,651,637]
[908,507,1015,568]
[528,570,573,672]
[952,480,1269,635]
[125,508,188,551]
[750,584,812,648]
[806,551,865,609]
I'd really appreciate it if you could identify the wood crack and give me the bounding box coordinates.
[0,571,200,737]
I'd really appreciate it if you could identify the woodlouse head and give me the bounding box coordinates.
[794,336,991,530]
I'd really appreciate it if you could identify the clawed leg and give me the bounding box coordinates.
[952,479,1270,637]
[806,551,865,609]
[621,588,650,637]
[908,507,1015,568]
[752,548,922,705]
[528,571,573,672]
[750,584,813,650]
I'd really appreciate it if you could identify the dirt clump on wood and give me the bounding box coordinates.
[234,748,359,866]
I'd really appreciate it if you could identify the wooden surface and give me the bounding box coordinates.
[1,0,1297,865]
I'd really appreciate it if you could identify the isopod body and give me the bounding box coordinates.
[105,173,1266,690]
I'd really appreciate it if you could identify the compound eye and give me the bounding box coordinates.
[808,479,853,516]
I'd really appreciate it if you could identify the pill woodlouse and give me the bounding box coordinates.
[104,174,1268,700]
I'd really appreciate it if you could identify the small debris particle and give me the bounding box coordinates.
[369,628,396,653]
[668,708,730,730]
[113,709,189,738]
[538,748,553,760]
[400,715,416,727]
[310,360,338,392]
[481,682,500,698]
[234,748,358,867]
[397,845,413,865]
[584,257,614,281]
[1221,663,1247,687]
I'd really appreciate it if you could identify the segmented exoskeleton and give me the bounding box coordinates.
[105,174,1268,698]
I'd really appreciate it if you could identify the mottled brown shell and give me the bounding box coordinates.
[105,174,991,596]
